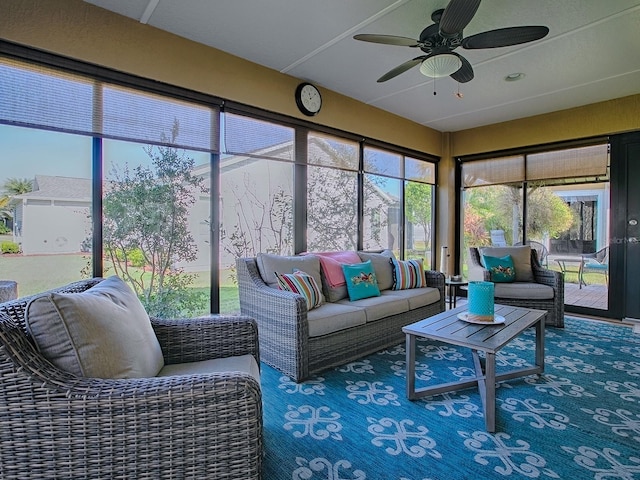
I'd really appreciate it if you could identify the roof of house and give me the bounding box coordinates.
[17,175,91,202]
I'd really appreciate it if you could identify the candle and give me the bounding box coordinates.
[439,246,449,278]
[467,281,495,322]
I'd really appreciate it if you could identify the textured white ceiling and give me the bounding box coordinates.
[84,0,640,132]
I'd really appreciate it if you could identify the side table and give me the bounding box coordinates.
[445,278,467,309]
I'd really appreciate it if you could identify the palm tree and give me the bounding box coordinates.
[0,177,33,230]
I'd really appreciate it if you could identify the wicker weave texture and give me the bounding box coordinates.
[237,257,445,382]
[468,247,565,327]
[0,278,263,480]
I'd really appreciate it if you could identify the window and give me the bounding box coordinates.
[0,125,93,294]
[460,143,609,310]
[307,133,358,251]
[1,47,439,316]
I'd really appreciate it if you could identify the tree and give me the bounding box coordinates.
[404,182,433,258]
[0,177,32,227]
[464,184,574,245]
[103,122,208,317]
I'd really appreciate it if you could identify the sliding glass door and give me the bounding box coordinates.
[459,143,613,319]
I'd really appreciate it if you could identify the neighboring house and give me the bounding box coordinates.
[14,139,401,267]
[183,136,402,274]
[13,175,91,255]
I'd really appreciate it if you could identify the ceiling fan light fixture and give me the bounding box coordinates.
[419,54,462,78]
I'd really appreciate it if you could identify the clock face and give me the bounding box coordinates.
[296,83,322,116]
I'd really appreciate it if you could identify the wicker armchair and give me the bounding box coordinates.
[0,279,263,480]
[468,247,564,327]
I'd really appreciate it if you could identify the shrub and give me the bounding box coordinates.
[0,224,10,235]
[1,241,20,254]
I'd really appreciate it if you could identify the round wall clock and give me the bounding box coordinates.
[295,82,322,116]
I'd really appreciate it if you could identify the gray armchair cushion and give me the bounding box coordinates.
[24,276,164,379]
[479,245,534,282]
[158,354,261,384]
[494,282,554,300]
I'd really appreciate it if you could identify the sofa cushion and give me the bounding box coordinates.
[494,282,554,300]
[307,302,367,337]
[357,250,395,290]
[381,287,441,310]
[482,254,516,283]
[158,354,260,384]
[479,246,534,282]
[313,251,362,302]
[342,260,381,301]
[275,270,323,310]
[337,294,408,322]
[391,258,426,289]
[24,276,164,379]
[257,253,325,303]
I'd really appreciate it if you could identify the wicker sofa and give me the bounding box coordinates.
[468,245,564,327]
[237,251,445,382]
[0,278,263,480]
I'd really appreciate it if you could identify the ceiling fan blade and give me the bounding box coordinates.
[462,26,549,49]
[439,0,481,36]
[377,57,425,83]
[353,34,420,47]
[449,53,474,83]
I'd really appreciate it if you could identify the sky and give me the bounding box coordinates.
[0,124,210,187]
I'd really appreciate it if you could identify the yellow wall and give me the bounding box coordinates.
[0,0,442,156]
[451,95,640,156]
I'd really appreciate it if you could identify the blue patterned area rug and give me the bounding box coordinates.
[261,317,640,479]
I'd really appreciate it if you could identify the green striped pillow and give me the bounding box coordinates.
[391,258,426,290]
[275,270,323,310]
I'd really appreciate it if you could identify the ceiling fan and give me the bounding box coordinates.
[354,0,549,83]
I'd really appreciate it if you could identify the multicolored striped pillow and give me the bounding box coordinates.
[275,270,323,310]
[390,258,426,290]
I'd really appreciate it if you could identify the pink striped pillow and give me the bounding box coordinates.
[391,258,426,290]
[275,270,323,310]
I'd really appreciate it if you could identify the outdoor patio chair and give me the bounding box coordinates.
[468,245,564,327]
[490,229,508,246]
[580,246,609,287]
[0,278,263,479]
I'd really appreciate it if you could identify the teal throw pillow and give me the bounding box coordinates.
[341,260,381,301]
[482,254,516,283]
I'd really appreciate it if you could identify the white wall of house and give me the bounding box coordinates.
[19,200,90,255]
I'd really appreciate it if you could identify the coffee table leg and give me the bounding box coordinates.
[535,317,545,371]
[406,334,416,400]
[485,352,496,432]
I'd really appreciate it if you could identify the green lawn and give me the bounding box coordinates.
[0,253,91,297]
[0,252,242,313]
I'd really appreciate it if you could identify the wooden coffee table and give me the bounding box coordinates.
[403,304,546,432]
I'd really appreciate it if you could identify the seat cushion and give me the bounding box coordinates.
[24,276,164,379]
[337,294,408,322]
[494,282,554,300]
[479,246,534,282]
[381,287,441,310]
[306,302,367,337]
[157,354,260,385]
